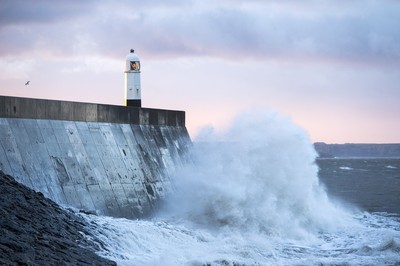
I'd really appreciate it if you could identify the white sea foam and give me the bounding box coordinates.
[160,110,355,239]
[84,110,400,265]
[339,166,353,170]
[84,212,400,265]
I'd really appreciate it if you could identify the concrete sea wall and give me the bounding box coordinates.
[0,96,191,218]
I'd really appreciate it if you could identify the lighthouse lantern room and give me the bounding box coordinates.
[124,49,141,107]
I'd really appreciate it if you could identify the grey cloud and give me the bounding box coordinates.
[92,1,400,63]
[0,0,96,26]
[1,0,400,64]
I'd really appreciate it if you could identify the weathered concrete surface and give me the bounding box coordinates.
[0,118,191,218]
[0,96,192,219]
[0,170,116,265]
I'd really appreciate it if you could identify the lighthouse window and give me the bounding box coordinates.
[130,61,140,71]
[130,61,136,70]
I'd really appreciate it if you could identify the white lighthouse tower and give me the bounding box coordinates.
[124,49,141,107]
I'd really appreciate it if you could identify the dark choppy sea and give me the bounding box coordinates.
[318,158,400,214]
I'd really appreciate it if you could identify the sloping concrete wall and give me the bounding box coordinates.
[0,96,191,218]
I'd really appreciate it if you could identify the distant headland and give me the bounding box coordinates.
[314,142,400,158]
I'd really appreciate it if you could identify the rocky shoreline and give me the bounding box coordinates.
[0,171,116,265]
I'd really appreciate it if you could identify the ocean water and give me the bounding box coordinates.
[83,111,400,265]
[318,158,400,214]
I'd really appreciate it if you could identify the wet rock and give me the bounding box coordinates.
[0,171,116,265]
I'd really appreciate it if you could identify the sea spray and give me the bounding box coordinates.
[83,110,400,265]
[159,110,354,240]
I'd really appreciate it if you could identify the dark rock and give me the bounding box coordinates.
[0,170,116,265]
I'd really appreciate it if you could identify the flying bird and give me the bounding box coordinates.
[25,81,30,86]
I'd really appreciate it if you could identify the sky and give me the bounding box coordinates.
[0,0,399,143]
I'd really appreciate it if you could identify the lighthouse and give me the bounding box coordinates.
[124,49,141,107]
